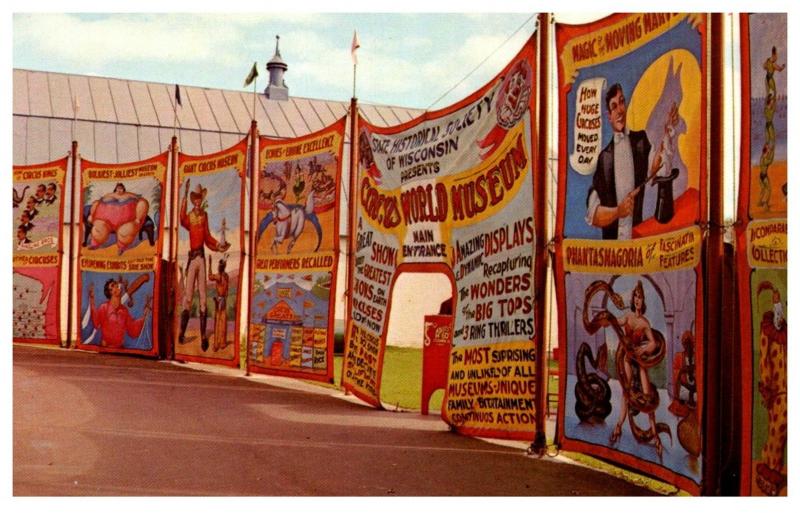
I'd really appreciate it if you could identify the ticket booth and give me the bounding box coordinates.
[421,299,453,415]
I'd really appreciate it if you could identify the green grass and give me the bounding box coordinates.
[331,350,561,412]
[333,346,442,411]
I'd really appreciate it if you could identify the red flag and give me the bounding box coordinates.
[351,30,360,65]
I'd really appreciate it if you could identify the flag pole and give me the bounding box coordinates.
[351,30,359,98]
[173,84,179,138]
[252,79,257,122]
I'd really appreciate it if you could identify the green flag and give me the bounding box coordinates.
[244,62,259,87]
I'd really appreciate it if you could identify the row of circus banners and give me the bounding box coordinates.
[8,13,787,495]
[554,14,707,494]
[12,158,68,344]
[66,121,347,378]
[737,13,787,497]
[343,36,541,440]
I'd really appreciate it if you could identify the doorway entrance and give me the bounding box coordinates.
[380,272,453,412]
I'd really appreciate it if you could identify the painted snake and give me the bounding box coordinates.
[580,280,671,457]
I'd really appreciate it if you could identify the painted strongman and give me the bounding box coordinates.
[178,181,230,350]
[88,277,152,349]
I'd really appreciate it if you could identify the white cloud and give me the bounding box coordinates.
[13,13,332,70]
[14,14,244,66]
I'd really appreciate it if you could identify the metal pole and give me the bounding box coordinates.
[252,81,257,123]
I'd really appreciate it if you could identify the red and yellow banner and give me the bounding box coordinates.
[174,139,247,367]
[555,13,707,495]
[13,157,69,344]
[248,117,346,382]
[77,152,168,356]
[736,13,787,497]
[343,35,540,440]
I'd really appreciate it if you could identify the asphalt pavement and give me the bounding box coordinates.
[13,344,656,496]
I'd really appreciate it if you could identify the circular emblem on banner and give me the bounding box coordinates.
[496,59,532,129]
[358,128,382,185]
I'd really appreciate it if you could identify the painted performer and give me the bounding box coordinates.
[43,182,58,205]
[178,180,230,351]
[586,83,666,239]
[208,254,230,352]
[87,182,150,254]
[758,47,785,209]
[609,280,671,458]
[88,277,152,349]
[755,282,787,495]
[763,46,785,98]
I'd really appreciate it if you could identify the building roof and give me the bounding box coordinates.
[12,68,424,165]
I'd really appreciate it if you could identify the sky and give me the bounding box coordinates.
[12,11,541,110]
[10,2,791,111]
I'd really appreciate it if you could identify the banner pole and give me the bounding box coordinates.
[245,120,258,376]
[702,12,725,496]
[65,139,79,348]
[529,13,549,456]
[342,97,359,392]
[345,98,358,324]
[169,135,179,361]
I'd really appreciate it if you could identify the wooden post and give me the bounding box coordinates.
[168,135,180,360]
[341,97,359,394]
[529,12,550,455]
[345,99,359,324]
[65,140,79,347]
[245,120,259,376]
[702,12,725,496]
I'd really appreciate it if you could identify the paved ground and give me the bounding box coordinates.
[13,344,655,496]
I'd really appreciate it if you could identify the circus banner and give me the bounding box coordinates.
[555,14,707,494]
[343,36,540,440]
[737,13,787,497]
[174,139,247,366]
[77,153,168,356]
[13,157,68,344]
[248,117,345,382]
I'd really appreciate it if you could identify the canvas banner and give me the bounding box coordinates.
[13,157,69,344]
[249,117,346,382]
[174,139,247,366]
[555,13,707,494]
[736,13,787,497]
[343,36,540,440]
[77,153,168,356]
